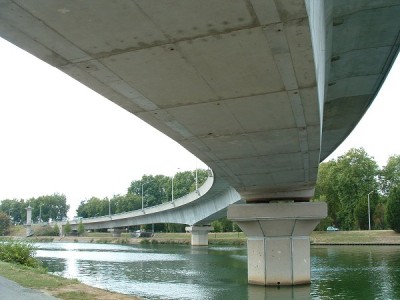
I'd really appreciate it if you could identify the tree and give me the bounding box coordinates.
[314,160,340,223]
[313,148,380,230]
[64,221,72,236]
[76,197,105,218]
[0,212,11,236]
[386,186,400,232]
[373,203,386,229]
[334,148,379,230]
[211,217,234,232]
[0,199,25,224]
[77,220,85,236]
[32,194,69,222]
[127,169,209,209]
[53,224,60,236]
[380,155,400,196]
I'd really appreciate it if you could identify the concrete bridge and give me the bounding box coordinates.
[67,171,243,246]
[2,0,399,286]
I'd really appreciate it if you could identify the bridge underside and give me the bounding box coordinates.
[2,0,399,287]
[1,1,397,202]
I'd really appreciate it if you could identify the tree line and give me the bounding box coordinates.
[76,169,209,217]
[0,193,69,224]
[314,148,400,231]
[2,151,400,234]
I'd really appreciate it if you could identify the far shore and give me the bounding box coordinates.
[1,230,399,300]
[4,229,400,246]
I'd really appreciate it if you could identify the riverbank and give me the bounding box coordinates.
[311,230,400,245]
[9,229,400,245]
[1,230,399,299]
[0,261,141,300]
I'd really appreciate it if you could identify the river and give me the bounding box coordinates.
[35,243,400,300]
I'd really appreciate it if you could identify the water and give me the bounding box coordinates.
[35,243,400,300]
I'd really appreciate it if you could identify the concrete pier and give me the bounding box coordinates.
[228,202,327,286]
[108,228,124,237]
[185,225,213,246]
[25,205,33,237]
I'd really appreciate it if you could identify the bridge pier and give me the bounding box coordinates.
[25,205,33,237]
[108,228,124,237]
[185,225,213,246]
[228,202,327,286]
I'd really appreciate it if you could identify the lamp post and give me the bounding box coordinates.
[171,175,174,202]
[171,168,180,202]
[142,182,146,210]
[368,191,373,230]
[108,199,111,217]
[39,204,42,223]
[195,168,198,191]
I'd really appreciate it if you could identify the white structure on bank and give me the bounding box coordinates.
[25,205,33,237]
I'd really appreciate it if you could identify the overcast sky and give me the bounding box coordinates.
[0,37,399,216]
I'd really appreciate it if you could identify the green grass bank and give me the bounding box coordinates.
[1,230,399,299]
[10,230,399,245]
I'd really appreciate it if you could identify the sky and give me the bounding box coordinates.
[0,37,399,217]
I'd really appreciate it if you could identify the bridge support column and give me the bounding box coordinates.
[185,225,213,246]
[25,205,33,237]
[108,228,124,237]
[228,202,327,286]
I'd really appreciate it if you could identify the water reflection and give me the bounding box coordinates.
[36,243,400,300]
[248,285,311,300]
[311,246,400,300]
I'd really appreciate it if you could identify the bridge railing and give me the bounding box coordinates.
[68,169,214,225]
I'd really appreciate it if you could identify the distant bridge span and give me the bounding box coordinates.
[69,172,241,231]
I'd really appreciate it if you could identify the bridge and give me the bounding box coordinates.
[67,171,243,246]
[2,0,399,286]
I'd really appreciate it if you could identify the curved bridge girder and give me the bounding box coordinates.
[69,172,242,231]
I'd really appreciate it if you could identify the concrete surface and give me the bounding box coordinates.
[2,1,397,203]
[0,275,58,300]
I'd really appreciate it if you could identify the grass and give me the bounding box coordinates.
[0,261,139,299]
[153,230,400,245]
[0,261,76,289]
[311,230,400,244]
[1,230,398,299]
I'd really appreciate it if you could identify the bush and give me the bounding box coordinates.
[386,186,400,232]
[34,225,60,236]
[0,240,40,268]
[0,212,11,236]
[77,220,85,236]
[64,221,72,236]
[315,216,334,231]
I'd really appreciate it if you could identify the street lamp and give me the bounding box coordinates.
[108,199,111,217]
[142,182,146,210]
[368,191,373,230]
[39,204,43,223]
[171,175,174,202]
[195,167,198,191]
[171,168,180,202]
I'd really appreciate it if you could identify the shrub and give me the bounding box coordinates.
[140,239,150,244]
[64,221,72,236]
[0,212,11,236]
[386,186,400,232]
[77,220,85,236]
[0,240,40,268]
[34,225,60,236]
